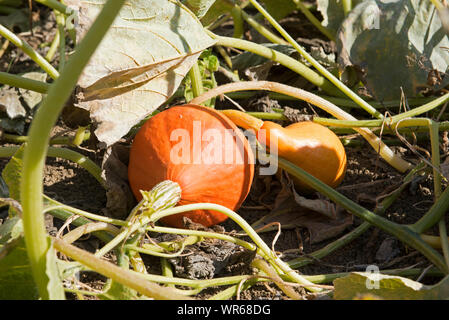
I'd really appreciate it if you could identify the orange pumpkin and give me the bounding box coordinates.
[128,104,255,228]
[221,110,347,190]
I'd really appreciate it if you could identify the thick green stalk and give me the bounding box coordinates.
[230,5,244,39]
[0,24,59,79]
[293,0,335,41]
[20,0,126,300]
[342,0,352,15]
[0,146,104,187]
[239,8,288,45]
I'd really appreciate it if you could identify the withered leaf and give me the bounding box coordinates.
[66,0,216,147]
[253,173,353,244]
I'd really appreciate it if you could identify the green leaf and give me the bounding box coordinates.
[98,251,139,300]
[317,0,361,37]
[0,215,23,245]
[183,0,217,18]
[1,144,25,216]
[0,9,29,32]
[200,0,236,26]
[260,0,297,21]
[1,144,24,199]
[0,231,66,300]
[46,239,66,300]
[337,0,449,101]
[0,236,39,300]
[99,279,140,300]
[333,272,449,300]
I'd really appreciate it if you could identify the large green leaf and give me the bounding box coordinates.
[65,0,216,146]
[1,145,24,216]
[333,272,449,300]
[337,0,449,101]
[0,236,39,300]
[260,0,297,21]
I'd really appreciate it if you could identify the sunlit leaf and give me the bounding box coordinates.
[333,272,449,300]
[0,236,38,300]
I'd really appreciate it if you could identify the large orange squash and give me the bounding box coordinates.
[128,104,255,228]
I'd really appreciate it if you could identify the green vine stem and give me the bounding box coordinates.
[209,32,341,96]
[248,0,383,119]
[189,80,412,172]
[62,222,119,244]
[0,71,50,93]
[342,0,353,15]
[151,203,322,292]
[55,11,66,72]
[20,0,127,299]
[0,24,59,79]
[222,90,435,110]
[313,92,449,128]
[286,162,426,268]
[1,130,91,146]
[208,266,443,300]
[238,7,289,45]
[52,238,192,300]
[251,258,303,299]
[230,5,244,39]
[275,154,448,272]
[44,195,128,227]
[188,61,204,100]
[45,21,60,62]
[293,0,335,41]
[35,0,67,13]
[0,145,104,187]
[148,225,259,252]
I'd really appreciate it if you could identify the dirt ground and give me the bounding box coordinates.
[1,3,447,300]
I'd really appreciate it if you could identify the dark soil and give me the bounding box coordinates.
[0,3,447,300]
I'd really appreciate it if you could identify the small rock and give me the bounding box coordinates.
[375,237,400,263]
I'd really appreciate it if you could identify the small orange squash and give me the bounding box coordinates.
[221,110,347,190]
[128,104,255,228]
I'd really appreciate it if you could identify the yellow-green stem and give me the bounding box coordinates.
[20,0,127,299]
